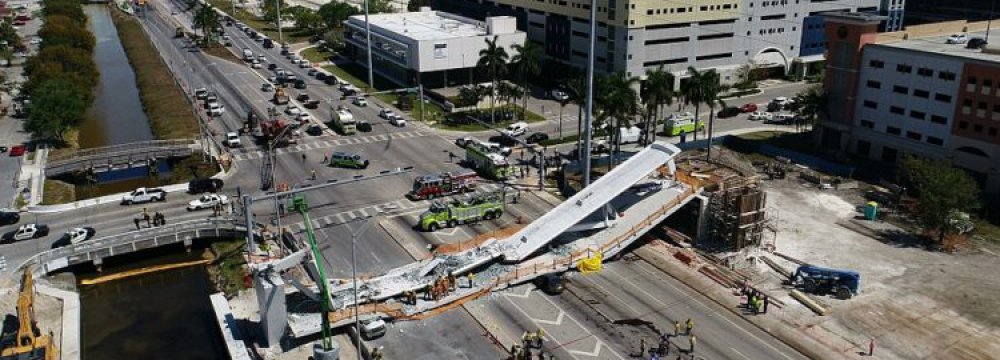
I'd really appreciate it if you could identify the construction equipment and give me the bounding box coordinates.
[791,264,860,300]
[406,170,478,200]
[1,270,58,360]
[465,142,513,180]
[288,196,337,354]
[247,108,292,147]
[418,192,504,231]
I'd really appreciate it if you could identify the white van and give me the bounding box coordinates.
[504,122,528,137]
[242,48,253,61]
[618,126,641,144]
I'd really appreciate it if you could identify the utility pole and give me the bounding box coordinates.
[364,0,375,92]
[582,0,598,187]
[275,0,283,45]
[988,0,996,42]
[346,217,377,360]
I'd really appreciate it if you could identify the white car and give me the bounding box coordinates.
[65,227,96,245]
[455,137,475,148]
[29,38,42,45]
[208,103,226,116]
[946,33,968,44]
[187,194,231,211]
[224,132,241,147]
[285,106,301,116]
[258,54,267,62]
[749,111,772,121]
[352,96,368,107]
[504,122,528,137]
[297,113,312,122]
[251,60,262,69]
[298,61,311,68]
[390,117,407,127]
[551,89,569,101]
[379,108,398,120]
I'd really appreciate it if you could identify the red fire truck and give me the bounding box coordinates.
[407,170,479,200]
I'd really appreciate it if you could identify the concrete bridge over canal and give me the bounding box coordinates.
[45,139,203,177]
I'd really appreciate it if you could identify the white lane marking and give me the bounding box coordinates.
[732,347,753,360]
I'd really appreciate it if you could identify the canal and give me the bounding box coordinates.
[79,4,154,149]
[78,248,228,360]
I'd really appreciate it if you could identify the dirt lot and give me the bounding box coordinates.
[754,175,1000,360]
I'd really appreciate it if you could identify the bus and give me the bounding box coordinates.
[331,106,357,135]
[663,112,704,136]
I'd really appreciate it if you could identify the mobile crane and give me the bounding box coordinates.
[1,269,58,360]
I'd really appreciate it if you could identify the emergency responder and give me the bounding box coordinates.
[686,318,694,335]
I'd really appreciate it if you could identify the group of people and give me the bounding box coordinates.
[133,208,166,230]
[511,329,548,360]
[741,283,770,315]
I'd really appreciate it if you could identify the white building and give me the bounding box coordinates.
[343,8,527,88]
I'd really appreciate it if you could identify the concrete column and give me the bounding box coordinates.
[184,238,193,253]
[695,194,711,244]
[254,271,287,348]
[94,257,103,273]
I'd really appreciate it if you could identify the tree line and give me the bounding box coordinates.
[24,0,98,142]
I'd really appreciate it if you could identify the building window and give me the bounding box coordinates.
[935,93,952,103]
[939,71,957,81]
[866,80,881,89]
[890,106,904,115]
[913,89,929,98]
[991,128,999,137]
[906,131,922,140]
[974,124,984,132]
[886,126,902,135]
[863,100,878,109]
[927,136,944,146]
[930,115,948,124]
[869,59,885,68]
[910,110,926,120]
[917,67,934,77]
[860,119,874,128]
[896,64,912,73]
[856,140,871,157]
[893,85,908,94]
[959,121,969,129]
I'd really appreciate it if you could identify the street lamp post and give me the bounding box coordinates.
[364,0,375,92]
[582,0,597,188]
[344,216,377,360]
[275,0,283,44]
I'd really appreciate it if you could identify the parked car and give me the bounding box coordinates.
[534,273,565,295]
[188,178,224,194]
[315,72,328,81]
[0,210,19,226]
[208,103,226,116]
[749,111,773,121]
[717,106,741,118]
[550,89,569,101]
[323,76,338,85]
[359,315,386,340]
[8,145,25,157]
[1,224,49,244]
[967,37,988,49]
[195,88,209,101]
[122,188,166,205]
[63,227,96,245]
[769,113,796,124]
[188,194,231,211]
[526,132,549,144]
[740,103,758,113]
[946,33,968,44]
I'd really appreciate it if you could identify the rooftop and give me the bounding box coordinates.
[348,10,489,42]
[879,31,1000,64]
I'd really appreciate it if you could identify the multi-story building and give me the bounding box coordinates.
[821,12,1000,194]
[431,0,902,88]
[342,10,526,87]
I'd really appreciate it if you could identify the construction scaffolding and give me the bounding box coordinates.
[708,176,768,251]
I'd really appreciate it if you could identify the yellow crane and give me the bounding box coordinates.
[1,269,58,360]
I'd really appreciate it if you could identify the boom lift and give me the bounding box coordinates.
[1,270,58,360]
[288,196,337,355]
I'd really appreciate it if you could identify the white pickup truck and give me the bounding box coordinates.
[122,187,166,205]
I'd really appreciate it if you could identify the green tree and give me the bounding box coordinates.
[38,15,96,51]
[293,9,323,34]
[511,41,541,121]
[900,155,981,244]
[565,74,587,154]
[699,69,725,158]
[43,0,86,24]
[457,85,483,108]
[193,4,222,41]
[641,66,673,145]
[261,0,285,22]
[369,0,395,14]
[476,36,509,123]
[25,77,89,140]
[794,85,829,133]
[596,72,639,166]
[679,67,708,141]
[407,0,431,11]
[318,1,358,29]
[24,44,99,95]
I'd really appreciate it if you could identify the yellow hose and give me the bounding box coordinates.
[80,259,211,285]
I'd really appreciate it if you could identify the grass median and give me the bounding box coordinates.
[206,0,311,44]
[111,9,199,140]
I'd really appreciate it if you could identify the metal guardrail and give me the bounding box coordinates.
[45,139,200,175]
[26,217,246,274]
[47,139,198,162]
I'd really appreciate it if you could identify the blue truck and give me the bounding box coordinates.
[792,265,860,300]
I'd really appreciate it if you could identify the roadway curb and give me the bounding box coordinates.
[36,283,80,360]
[633,244,852,360]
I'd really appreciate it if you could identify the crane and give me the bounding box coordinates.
[288,195,336,352]
[1,269,58,360]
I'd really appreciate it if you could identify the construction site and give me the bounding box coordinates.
[3,143,1000,360]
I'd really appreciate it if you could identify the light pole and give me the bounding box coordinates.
[582,0,597,187]
[275,0,283,44]
[364,0,374,91]
[344,216,377,360]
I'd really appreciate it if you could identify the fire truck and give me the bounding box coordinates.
[246,108,294,147]
[406,170,478,200]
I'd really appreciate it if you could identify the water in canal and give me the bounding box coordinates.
[78,250,227,360]
[79,4,154,149]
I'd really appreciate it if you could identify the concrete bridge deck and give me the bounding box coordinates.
[45,139,201,176]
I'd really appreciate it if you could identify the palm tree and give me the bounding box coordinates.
[700,69,725,158]
[565,74,587,156]
[511,41,542,121]
[794,85,828,133]
[497,81,521,120]
[476,36,509,124]
[596,72,639,168]
[680,67,708,141]
[192,5,221,45]
[557,96,570,139]
[642,66,674,145]
[457,86,482,109]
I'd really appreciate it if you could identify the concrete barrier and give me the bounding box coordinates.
[26,183,190,214]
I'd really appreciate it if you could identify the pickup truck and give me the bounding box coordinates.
[122,187,166,205]
[1,223,50,244]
